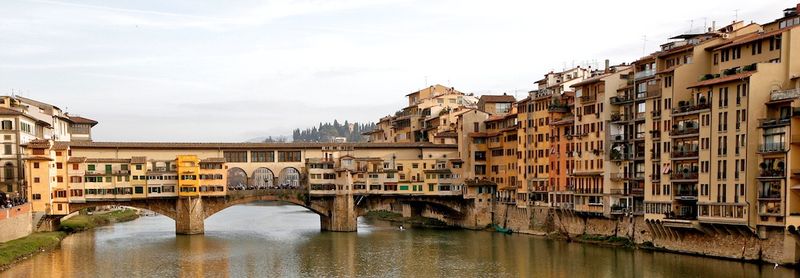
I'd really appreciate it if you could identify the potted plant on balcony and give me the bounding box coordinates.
[699,96,707,105]
[610,149,621,160]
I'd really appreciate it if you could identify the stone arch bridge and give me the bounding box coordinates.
[49,189,486,234]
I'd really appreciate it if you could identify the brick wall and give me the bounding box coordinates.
[0,203,33,243]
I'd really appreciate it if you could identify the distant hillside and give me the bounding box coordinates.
[293,120,375,142]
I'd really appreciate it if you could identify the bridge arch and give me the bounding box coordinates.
[203,190,328,219]
[278,167,301,188]
[66,199,179,220]
[251,167,275,188]
[227,167,248,188]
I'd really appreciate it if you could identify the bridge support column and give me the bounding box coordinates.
[401,203,412,218]
[175,196,205,235]
[321,194,357,232]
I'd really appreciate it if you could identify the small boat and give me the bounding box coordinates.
[493,224,513,234]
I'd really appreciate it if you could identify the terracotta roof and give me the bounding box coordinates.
[24,156,53,161]
[0,107,23,116]
[656,66,679,75]
[199,157,225,163]
[68,115,98,126]
[570,74,609,88]
[687,72,755,89]
[53,142,69,150]
[64,141,458,150]
[23,139,51,149]
[131,156,147,164]
[711,28,790,51]
[86,158,131,163]
[67,157,87,163]
[479,95,516,103]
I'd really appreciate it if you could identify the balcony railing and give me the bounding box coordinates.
[610,113,625,123]
[759,169,786,178]
[770,88,800,101]
[671,149,699,159]
[673,189,698,200]
[759,142,787,153]
[610,94,634,105]
[670,127,699,136]
[758,117,791,128]
[672,103,710,115]
[670,172,699,181]
[652,110,662,118]
[758,192,782,200]
[634,69,656,80]
[580,94,597,103]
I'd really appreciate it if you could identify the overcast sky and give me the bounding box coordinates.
[0,0,795,142]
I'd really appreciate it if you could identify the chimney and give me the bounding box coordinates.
[712,21,716,32]
[604,59,610,72]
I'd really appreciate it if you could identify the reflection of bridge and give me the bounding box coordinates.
[27,141,495,234]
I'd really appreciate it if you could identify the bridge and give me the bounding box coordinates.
[27,141,495,234]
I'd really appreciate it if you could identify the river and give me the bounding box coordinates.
[2,202,796,277]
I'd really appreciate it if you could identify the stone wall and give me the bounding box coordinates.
[0,204,33,243]
[494,203,794,264]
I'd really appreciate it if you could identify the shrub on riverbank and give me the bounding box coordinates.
[578,234,634,248]
[60,209,139,232]
[0,232,66,270]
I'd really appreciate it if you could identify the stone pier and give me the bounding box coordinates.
[320,194,357,232]
[175,196,205,235]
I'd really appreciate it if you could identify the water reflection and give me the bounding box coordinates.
[2,202,795,278]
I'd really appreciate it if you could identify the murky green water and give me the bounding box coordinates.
[2,202,796,277]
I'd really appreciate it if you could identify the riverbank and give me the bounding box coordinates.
[60,209,140,232]
[364,210,449,228]
[0,208,139,271]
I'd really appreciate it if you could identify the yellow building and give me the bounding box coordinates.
[177,155,200,197]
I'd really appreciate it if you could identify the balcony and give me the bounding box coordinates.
[672,102,710,116]
[631,184,645,196]
[610,94,633,105]
[634,69,656,80]
[673,189,698,201]
[758,192,782,200]
[759,169,786,179]
[671,149,699,159]
[670,127,699,137]
[759,142,787,154]
[609,173,626,182]
[758,117,791,128]
[670,172,699,182]
[580,94,597,103]
[769,88,800,102]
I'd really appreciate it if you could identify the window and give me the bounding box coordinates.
[3,144,10,155]
[20,122,31,134]
[32,193,41,200]
[0,120,11,130]
[56,162,63,169]
[88,164,95,171]
[751,41,762,55]
[34,177,40,183]
[33,162,40,169]
[223,151,248,162]
[135,164,142,170]
[278,151,301,162]
[251,151,274,162]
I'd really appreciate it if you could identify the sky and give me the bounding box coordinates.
[0,0,796,142]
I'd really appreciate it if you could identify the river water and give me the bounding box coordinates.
[3,202,796,277]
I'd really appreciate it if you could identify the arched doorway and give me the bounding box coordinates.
[278,167,300,188]
[252,167,274,189]
[227,167,248,190]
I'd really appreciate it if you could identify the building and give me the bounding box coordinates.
[0,95,97,196]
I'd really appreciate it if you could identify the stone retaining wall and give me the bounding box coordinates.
[494,204,793,264]
[0,204,33,243]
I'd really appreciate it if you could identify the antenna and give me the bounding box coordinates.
[688,20,693,33]
[734,9,740,21]
[642,35,648,56]
[424,76,428,87]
